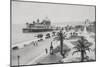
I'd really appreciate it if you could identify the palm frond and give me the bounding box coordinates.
[72,50,80,55]
[73,46,81,50]
[85,42,93,48]
[53,36,60,41]
[71,41,80,46]
[78,40,83,46]
[53,31,67,41]
[85,48,92,52]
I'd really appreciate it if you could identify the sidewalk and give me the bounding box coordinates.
[11,38,53,66]
[26,38,62,65]
[28,40,74,64]
[33,53,63,64]
[27,51,47,65]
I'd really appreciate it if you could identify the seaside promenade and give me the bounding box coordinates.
[28,39,78,65]
[11,37,53,66]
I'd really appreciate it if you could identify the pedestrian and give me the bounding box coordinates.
[45,48,48,54]
[32,41,35,46]
[35,41,38,46]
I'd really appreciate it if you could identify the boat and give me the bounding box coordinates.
[22,17,54,32]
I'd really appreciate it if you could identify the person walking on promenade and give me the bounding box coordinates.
[35,41,38,46]
[32,41,35,46]
[45,48,48,54]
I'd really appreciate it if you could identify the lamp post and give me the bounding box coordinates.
[50,42,53,55]
[17,55,20,67]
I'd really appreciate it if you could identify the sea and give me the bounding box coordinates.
[12,24,54,45]
[12,24,38,45]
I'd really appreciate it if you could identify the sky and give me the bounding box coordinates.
[12,1,95,25]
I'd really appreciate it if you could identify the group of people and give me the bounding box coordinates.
[32,41,38,46]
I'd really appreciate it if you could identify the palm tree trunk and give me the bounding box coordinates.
[80,37,85,62]
[81,50,85,62]
[60,31,63,57]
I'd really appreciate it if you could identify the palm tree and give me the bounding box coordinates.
[53,44,71,58]
[33,21,35,24]
[72,36,93,62]
[53,29,67,58]
[53,31,67,41]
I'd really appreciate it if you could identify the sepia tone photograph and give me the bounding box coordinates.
[11,0,96,67]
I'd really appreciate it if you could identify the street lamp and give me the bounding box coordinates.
[50,42,53,55]
[17,55,20,67]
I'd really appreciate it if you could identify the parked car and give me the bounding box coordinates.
[12,46,19,50]
[45,33,51,39]
[37,34,43,38]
